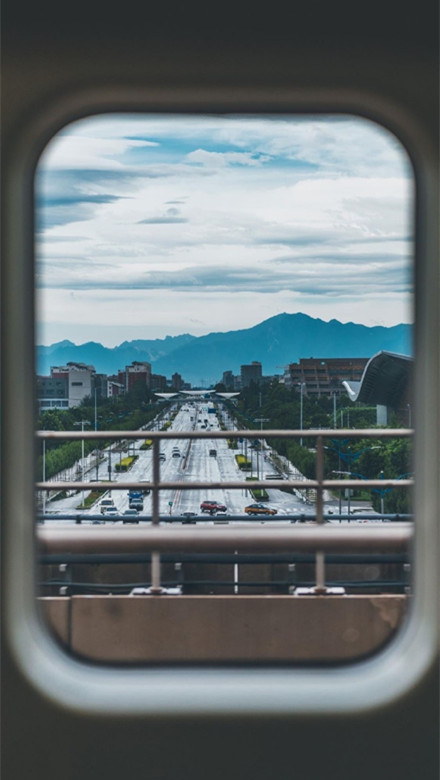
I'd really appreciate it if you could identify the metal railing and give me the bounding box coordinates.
[36,428,413,594]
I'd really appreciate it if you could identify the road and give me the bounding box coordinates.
[41,402,375,524]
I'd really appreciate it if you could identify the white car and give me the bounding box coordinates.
[100,498,115,515]
[102,506,119,518]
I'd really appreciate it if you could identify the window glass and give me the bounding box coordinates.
[35,114,414,665]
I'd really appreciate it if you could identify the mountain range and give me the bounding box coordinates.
[36,312,412,386]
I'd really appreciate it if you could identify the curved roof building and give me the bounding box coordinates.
[342,351,412,422]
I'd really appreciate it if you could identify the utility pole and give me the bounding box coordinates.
[74,420,90,508]
[297,382,306,446]
[254,418,269,480]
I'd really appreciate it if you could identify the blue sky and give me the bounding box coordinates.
[35,114,414,347]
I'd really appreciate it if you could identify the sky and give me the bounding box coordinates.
[35,114,414,347]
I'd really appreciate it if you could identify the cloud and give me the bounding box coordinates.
[186,149,270,168]
[138,207,188,224]
[35,114,414,339]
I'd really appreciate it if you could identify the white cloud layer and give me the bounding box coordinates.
[35,114,414,346]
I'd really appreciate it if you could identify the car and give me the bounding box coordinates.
[244,503,278,516]
[200,500,227,514]
[159,453,166,461]
[122,509,139,524]
[99,498,115,515]
[182,511,198,524]
[102,506,119,517]
[129,500,143,512]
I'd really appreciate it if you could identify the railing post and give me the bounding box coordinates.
[315,435,327,594]
[150,437,163,594]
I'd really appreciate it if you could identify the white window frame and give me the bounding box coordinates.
[2,88,439,719]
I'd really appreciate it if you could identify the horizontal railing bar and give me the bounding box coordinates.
[36,428,413,441]
[37,513,413,522]
[38,580,408,590]
[36,478,413,491]
[39,552,410,564]
[37,525,413,553]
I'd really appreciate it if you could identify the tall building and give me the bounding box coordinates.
[240,361,262,388]
[150,374,167,392]
[222,370,234,389]
[49,362,96,407]
[284,357,368,397]
[171,372,184,391]
[121,361,152,392]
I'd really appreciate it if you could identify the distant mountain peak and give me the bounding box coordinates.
[36,312,412,385]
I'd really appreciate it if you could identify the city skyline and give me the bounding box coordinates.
[36,114,414,347]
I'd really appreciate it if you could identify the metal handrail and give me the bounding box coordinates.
[36,427,413,440]
[37,525,413,553]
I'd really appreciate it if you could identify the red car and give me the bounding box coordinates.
[200,500,227,514]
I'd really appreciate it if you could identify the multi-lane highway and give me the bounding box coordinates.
[42,402,322,523]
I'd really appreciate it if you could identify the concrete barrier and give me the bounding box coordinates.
[38,594,407,663]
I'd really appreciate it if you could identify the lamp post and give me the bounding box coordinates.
[372,469,413,517]
[297,382,306,446]
[332,392,337,429]
[254,418,269,480]
[74,420,90,508]
[327,441,380,518]
[42,438,46,519]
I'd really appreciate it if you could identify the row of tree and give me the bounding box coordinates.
[224,380,412,515]
[36,381,162,480]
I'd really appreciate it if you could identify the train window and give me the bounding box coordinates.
[3,86,437,729]
[34,113,416,667]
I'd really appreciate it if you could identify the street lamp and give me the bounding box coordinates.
[372,469,413,516]
[326,441,380,517]
[42,438,46,519]
[74,420,90,508]
[332,392,337,429]
[254,417,269,480]
[297,382,306,446]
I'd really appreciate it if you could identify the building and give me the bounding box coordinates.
[107,379,125,398]
[150,374,167,392]
[240,361,262,388]
[48,362,96,407]
[222,370,234,389]
[284,357,368,397]
[171,372,184,391]
[36,375,69,410]
[342,351,413,425]
[119,361,152,392]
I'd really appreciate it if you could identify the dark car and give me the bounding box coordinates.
[244,503,277,516]
[129,499,143,512]
[182,511,198,524]
[122,509,140,524]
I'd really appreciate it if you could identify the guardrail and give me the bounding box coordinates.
[36,428,413,594]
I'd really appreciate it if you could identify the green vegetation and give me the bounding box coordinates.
[115,456,137,472]
[245,476,268,501]
[37,379,167,481]
[76,490,104,510]
[233,380,412,516]
[235,454,251,470]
